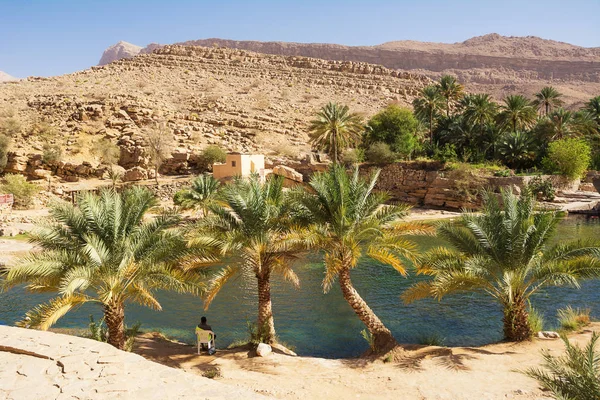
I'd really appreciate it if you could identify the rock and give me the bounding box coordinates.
[272,165,303,183]
[0,226,19,237]
[256,343,272,357]
[122,166,148,182]
[98,41,143,66]
[30,168,52,180]
[537,331,560,339]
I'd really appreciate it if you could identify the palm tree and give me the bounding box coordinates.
[437,75,465,117]
[0,187,209,349]
[524,333,600,399]
[461,94,499,156]
[403,190,600,342]
[497,95,537,132]
[497,132,536,170]
[173,174,221,215]
[584,96,600,126]
[191,175,304,344]
[308,102,364,164]
[413,85,445,143]
[533,86,564,116]
[293,165,430,352]
[542,108,597,140]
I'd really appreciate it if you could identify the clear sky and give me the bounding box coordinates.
[1,0,599,78]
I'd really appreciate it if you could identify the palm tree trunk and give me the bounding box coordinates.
[446,98,450,117]
[503,297,532,342]
[257,273,276,344]
[104,301,126,349]
[338,267,397,353]
[429,112,434,144]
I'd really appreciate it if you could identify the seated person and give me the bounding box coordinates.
[197,316,216,352]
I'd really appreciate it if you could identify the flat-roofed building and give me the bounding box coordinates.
[212,153,265,181]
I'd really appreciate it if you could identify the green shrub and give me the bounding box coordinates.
[0,134,10,172]
[543,138,591,180]
[342,148,364,166]
[202,367,222,379]
[200,145,226,171]
[360,329,376,352]
[91,139,120,165]
[42,143,63,163]
[0,174,41,209]
[527,176,556,201]
[365,105,419,159]
[432,143,458,162]
[417,333,446,346]
[527,305,544,334]
[365,142,396,164]
[523,333,600,400]
[0,118,22,137]
[557,306,591,332]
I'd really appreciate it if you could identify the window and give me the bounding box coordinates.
[232,161,236,167]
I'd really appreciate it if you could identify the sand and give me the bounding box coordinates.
[132,325,600,400]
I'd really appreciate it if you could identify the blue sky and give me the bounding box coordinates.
[1,0,599,78]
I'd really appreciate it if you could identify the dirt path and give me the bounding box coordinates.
[134,325,600,399]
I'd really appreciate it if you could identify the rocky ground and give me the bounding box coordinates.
[0,325,265,399]
[131,324,600,399]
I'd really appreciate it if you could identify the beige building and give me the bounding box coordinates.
[212,153,265,180]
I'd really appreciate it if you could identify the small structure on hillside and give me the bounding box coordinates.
[212,153,265,181]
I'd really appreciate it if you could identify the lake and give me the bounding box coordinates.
[1,215,599,358]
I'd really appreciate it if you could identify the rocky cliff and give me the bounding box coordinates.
[98,41,143,66]
[0,71,18,82]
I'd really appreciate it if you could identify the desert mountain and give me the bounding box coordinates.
[0,71,18,82]
[0,45,428,181]
[98,41,143,66]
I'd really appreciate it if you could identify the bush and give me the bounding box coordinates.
[527,176,556,201]
[91,139,120,165]
[432,143,457,162]
[0,118,22,137]
[557,306,591,332]
[365,105,419,159]
[417,333,446,346]
[528,305,544,334]
[543,138,591,180]
[0,134,10,172]
[523,333,600,400]
[42,143,63,163]
[0,174,41,209]
[200,145,226,171]
[342,148,364,166]
[365,142,396,164]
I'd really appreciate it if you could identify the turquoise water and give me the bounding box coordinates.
[1,216,599,358]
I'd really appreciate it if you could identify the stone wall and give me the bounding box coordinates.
[360,162,581,210]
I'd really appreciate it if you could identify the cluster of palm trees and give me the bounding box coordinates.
[3,169,600,352]
[412,79,600,169]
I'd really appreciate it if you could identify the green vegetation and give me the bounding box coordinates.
[527,176,556,201]
[173,174,221,215]
[364,105,419,159]
[91,138,120,165]
[527,305,545,334]
[306,78,599,177]
[0,134,10,173]
[1,187,211,349]
[309,102,364,164]
[42,142,63,163]
[365,142,396,164]
[199,145,227,171]
[417,333,446,346]
[293,165,432,353]
[0,174,40,209]
[543,138,591,179]
[557,306,591,332]
[0,118,22,137]
[524,333,600,400]
[403,189,600,342]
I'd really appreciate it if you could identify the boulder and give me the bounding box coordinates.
[272,165,303,183]
[122,166,148,182]
[537,331,560,339]
[256,343,272,357]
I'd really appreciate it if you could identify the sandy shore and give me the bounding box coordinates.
[132,324,599,400]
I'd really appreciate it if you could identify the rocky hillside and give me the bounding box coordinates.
[0,71,17,82]
[98,34,600,105]
[0,45,428,182]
